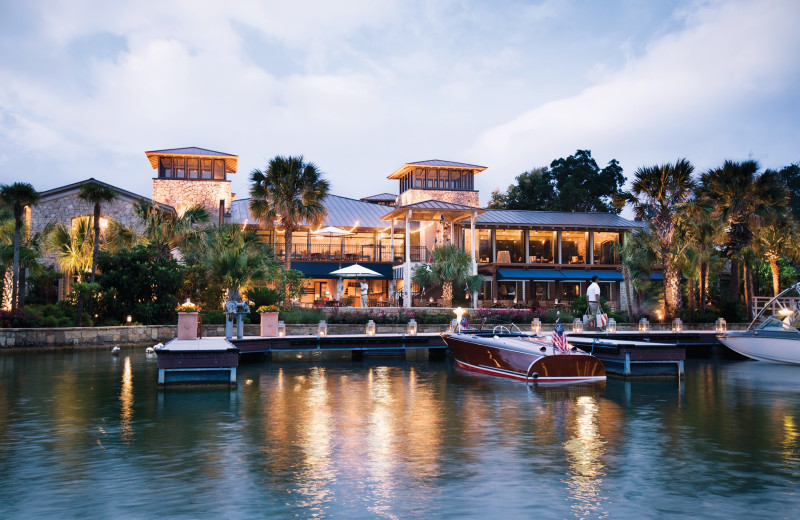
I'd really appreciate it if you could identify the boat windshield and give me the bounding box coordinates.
[749,283,800,333]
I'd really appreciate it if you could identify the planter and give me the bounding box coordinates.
[260,312,279,337]
[177,312,199,340]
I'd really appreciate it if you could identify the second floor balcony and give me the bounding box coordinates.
[275,243,430,264]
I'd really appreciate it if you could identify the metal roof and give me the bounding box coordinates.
[229,194,394,230]
[360,193,397,203]
[388,160,487,179]
[381,199,485,222]
[476,209,639,229]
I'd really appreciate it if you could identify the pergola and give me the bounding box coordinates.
[381,200,485,308]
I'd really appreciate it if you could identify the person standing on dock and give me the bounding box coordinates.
[360,279,369,307]
[587,275,601,328]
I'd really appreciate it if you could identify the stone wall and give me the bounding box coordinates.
[152,179,231,222]
[398,189,479,208]
[29,193,145,237]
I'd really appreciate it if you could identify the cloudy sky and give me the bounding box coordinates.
[1,0,798,206]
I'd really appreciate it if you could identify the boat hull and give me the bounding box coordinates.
[443,332,606,384]
[718,331,800,364]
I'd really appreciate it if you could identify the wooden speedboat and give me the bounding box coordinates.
[718,282,800,364]
[442,329,606,384]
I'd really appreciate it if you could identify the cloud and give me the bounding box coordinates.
[473,0,800,197]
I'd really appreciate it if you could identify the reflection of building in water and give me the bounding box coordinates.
[120,357,134,445]
[563,396,607,519]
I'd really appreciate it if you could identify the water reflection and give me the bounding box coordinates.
[120,357,134,445]
[563,395,607,519]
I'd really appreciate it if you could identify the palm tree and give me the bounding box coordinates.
[132,200,210,259]
[78,182,118,284]
[698,160,788,316]
[618,229,660,317]
[613,159,695,319]
[0,182,40,310]
[45,217,94,325]
[201,225,273,304]
[250,156,330,307]
[753,216,800,296]
[412,244,483,308]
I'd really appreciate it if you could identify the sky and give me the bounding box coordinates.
[0,0,798,207]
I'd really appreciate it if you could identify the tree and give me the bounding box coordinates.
[250,155,330,307]
[489,151,625,212]
[412,244,483,308]
[753,216,800,296]
[133,200,210,259]
[45,217,95,325]
[618,229,660,317]
[78,182,118,284]
[201,225,275,305]
[773,163,800,221]
[96,245,184,324]
[613,159,695,319]
[698,160,788,316]
[0,182,40,310]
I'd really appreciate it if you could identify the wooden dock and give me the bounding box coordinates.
[156,338,239,387]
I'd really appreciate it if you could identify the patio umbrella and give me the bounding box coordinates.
[329,263,382,278]
[311,226,352,259]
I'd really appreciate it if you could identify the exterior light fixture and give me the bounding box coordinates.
[407,319,418,335]
[607,318,617,333]
[126,315,132,325]
[715,317,727,333]
[366,320,376,336]
[454,307,465,332]
[277,321,286,337]
[639,318,649,332]
[573,318,583,333]
[672,318,683,333]
[531,318,541,334]
[318,320,327,337]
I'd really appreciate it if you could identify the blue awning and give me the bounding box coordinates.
[559,270,623,281]
[497,269,565,281]
[650,272,664,280]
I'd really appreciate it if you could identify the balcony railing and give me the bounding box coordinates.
[275,244,429,263]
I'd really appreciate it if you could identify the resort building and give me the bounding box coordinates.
[24,147,643,310]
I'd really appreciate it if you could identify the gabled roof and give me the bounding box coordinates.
[145,147,238,173]
[381,199,485,222]
[360,193,397,203]
[388,159,487,179]
[229,194,394,230]
[37,178,174,213]
[476,209,638,229]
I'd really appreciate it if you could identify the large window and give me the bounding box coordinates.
[561,231,587,264]
[201,159,213,180]
[160,157,173,178]
[213,160,225,180]
[187,158,199,179]
[496,229,523,263]
[464,229,491,263]
[174,157,186,178]
[529,230,555,263]
[593,231,621,264]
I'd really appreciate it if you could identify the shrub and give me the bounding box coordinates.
[280,308,324,324]
[40,315,59,327]
[202,310,226,324]
[57,317,73,327]
[0,309,40,328]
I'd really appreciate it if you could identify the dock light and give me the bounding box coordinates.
[672,318,683,333]
[531,318,541,334]
[407,319,418,336]
[366,320,376,336]
[277,320,286,337]
[513,298,518,304]
[318,320,327,337]
[126,315,132,325]
[639,318,649,332]
[572,318,583,333]
[778,308,794,316]
[429,297,434,304]
[493,298,497,304]
[454,307,465,332]
[554,298,559,305]
[607,318,617,333]
[715,317,727,333]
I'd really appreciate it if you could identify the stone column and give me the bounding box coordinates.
[404,211,412,308]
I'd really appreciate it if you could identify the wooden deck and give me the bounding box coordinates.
[230,333,447,356]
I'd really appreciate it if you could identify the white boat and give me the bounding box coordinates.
[718,282,800,364]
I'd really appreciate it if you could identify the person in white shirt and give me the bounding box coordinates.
[360,279,369,307]
[586,275,601,328]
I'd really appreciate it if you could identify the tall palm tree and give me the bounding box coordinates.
[78,182,118,284]
[412,244,483,308]
[753,216,800,296]
[0,182,41,310]
[618,229,660,317]
[613,159,695,319]
[132,200,210,259]
[698,160,788,316]
[250,156,330,307]
[45,217,95,324]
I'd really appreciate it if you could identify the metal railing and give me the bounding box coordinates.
[274,244,429,263]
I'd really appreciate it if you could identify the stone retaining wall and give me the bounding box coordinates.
[0,322,745,349]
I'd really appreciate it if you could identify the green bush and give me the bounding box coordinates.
[57,317,73,327]
[40,315,59,327]
[202,310,226,324]
[280,308,324,324]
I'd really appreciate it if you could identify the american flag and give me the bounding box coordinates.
[551,316,569,353]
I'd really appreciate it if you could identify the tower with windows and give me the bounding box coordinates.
[147,147,237,224]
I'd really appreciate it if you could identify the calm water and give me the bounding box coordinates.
[0,349,798,519]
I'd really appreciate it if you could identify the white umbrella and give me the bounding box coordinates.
[311,226,352,259]
[329,263,382,278]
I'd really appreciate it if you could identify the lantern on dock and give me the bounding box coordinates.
[318,320,327,337]
[366,320,376,336]
[607,318,617,333]
[407,319,418,336]
[277,321,286,337]
[531,318,541,334]
[672,318,683,333]
[572,318,583,333]
[715,318,727,333]
[639,318,649,332]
